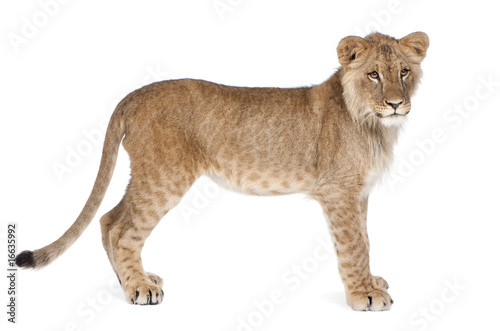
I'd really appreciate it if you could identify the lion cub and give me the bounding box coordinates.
[17,32,428,311]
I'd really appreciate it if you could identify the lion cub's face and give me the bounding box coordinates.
[337,32,429,128]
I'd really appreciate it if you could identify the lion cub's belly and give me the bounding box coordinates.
[208,163,316,196]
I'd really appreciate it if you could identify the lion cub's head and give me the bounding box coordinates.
[337,32,429,128]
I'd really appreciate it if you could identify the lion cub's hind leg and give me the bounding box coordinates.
[100,200,126,278]
[100,201,165,289]
[108,178,194,304]
[102,198,163,304]
[105,143,199,305]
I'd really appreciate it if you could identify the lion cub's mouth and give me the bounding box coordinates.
[379,113,405,118]
[375,109,410,118]
[375,109,410,127]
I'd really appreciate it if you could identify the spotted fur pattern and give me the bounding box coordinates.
[16,32,428,310]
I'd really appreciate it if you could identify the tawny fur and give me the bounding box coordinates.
[16,32,429,310]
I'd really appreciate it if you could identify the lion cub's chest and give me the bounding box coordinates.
[362,146,395,197]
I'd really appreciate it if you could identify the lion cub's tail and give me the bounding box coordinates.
[16,104,126,269]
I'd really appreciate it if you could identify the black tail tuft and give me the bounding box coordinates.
[16,250,36,269]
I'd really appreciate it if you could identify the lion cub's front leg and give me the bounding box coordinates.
[318,190,392,311]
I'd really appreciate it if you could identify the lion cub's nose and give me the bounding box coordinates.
[385,100,403,111]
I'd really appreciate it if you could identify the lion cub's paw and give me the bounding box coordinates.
[347,288,392,311]
[373,275,389,290]
[125,279,164,305]
[146,272,164,288]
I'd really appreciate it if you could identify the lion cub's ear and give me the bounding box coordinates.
[399,32,429,64]
[337,36,370,67]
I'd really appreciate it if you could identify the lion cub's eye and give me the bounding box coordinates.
[400,69,410,77]
[368,71,379,80]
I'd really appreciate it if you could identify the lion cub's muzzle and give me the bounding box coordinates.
[376,98,410,118]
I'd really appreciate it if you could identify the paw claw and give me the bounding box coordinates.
[348,288,392,311]
[124,275,164,305]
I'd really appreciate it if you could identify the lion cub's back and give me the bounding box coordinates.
[124,79,322,194]
[190,80,322,194]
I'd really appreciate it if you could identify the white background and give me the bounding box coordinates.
[1,0,499,330]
